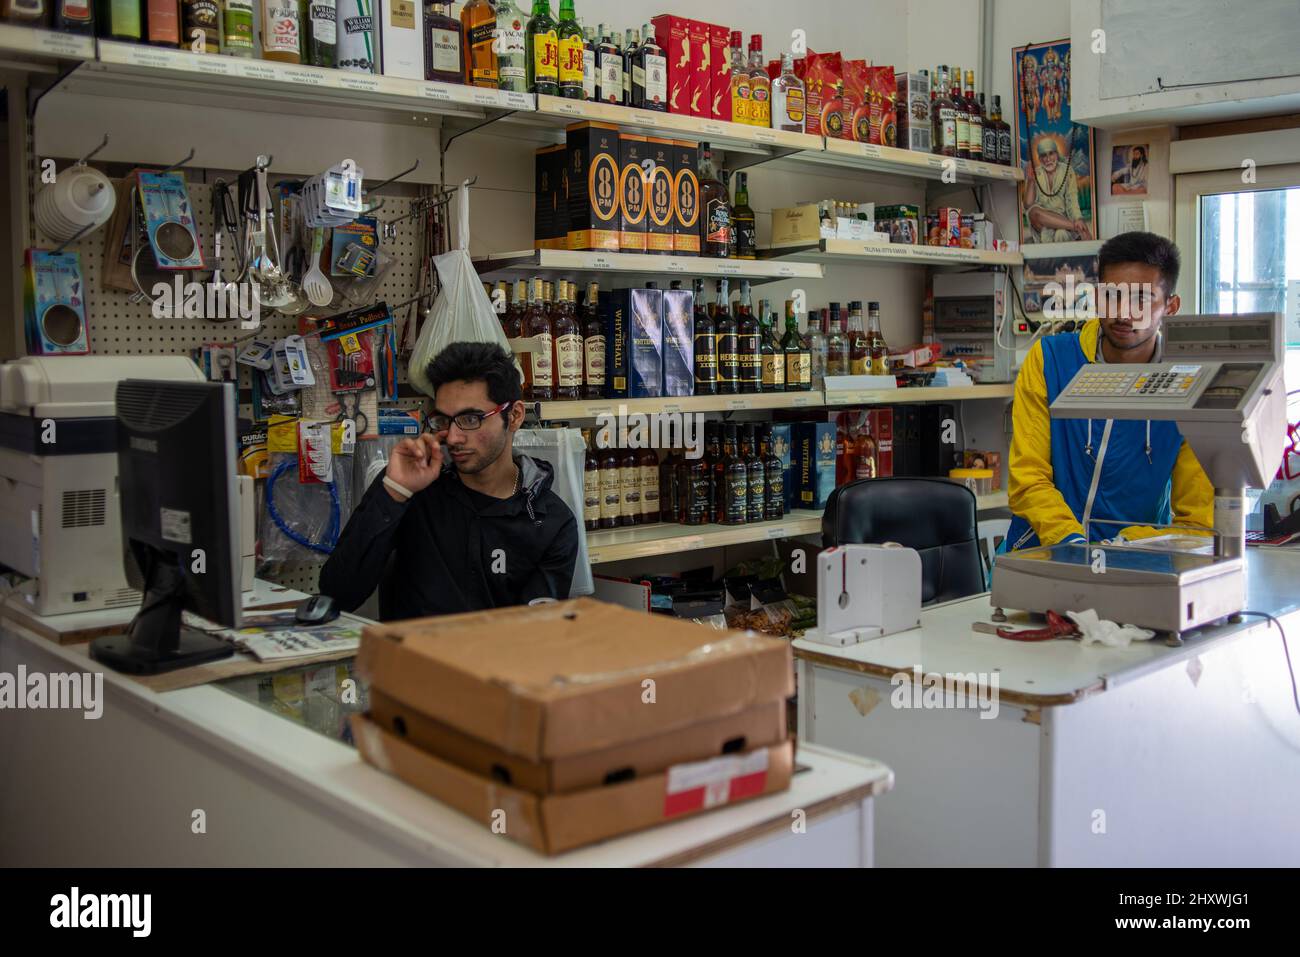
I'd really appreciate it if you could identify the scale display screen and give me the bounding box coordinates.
[1193,363,1263,410]
[1166,318,1272,348]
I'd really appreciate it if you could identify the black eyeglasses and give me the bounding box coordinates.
[425,401,512,433]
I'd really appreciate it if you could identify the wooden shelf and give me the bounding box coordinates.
[586,512,825,564]
[822,383,1014,406]
[764,239,1023,268]
[804,137,1024,185]
[476,249,823,287]
[0,25,94,66]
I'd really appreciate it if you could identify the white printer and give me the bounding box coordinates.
[0,355,256,617]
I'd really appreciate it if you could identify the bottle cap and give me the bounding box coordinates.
[731,29,742,46]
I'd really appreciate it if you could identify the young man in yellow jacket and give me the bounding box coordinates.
[1004,232,1215,552]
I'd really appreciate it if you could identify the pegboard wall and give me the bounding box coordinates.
[34,168,437,594]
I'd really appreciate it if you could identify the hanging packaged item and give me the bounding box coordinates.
[136,171,205,271]
[23,249,90,357]
[512,428,595,598]
[335,0,377,73]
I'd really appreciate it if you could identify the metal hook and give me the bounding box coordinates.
[76,133,109,167]
[160,147,196,174]
[51,221,96,254]
[366,158,421,194]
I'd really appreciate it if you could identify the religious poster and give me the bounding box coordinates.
[1014,40,1096,245]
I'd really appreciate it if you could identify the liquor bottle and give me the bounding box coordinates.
[692,278,717,396]
[492,279,509,331]
[714,278,739,395]
[847,300,869,374]
[732,172,756,260]
[867,300,890,375]
[596,28,622,105]
[747,34,770,128]
[698,143,731,258]
[736,280,761,394]
[638,445,660,525]
[771,51,806,133]
[855,424,878,480]
[951,65,970,160]
[826,302,850,377]
[598,436,621,529]
[553,0,582,97]
[495,0,528,93]
[726,172,738,260]
[53,0,94,32]
[218,0,251,53]
[525,0,557,95]
[581,429,599,532]
[703,422,723,524]
[682,432,711,526]
[581,25,597,100]
[424,2,462,83]
[760,426,784,520]
[619,435,640,527]
[978,93,998,167]
[759,298,785,393]
[2,0,44,26]
[741,425,764,524]
[301,0,335,65]
[932,66,957,157]
[721,424,747,526]
[581,281,604,399]
[964,70,983,162]
[622,27,636,106]
[809,303,830,390]
[632,21,667,111]
[781,299,811,391]
[144,0,181,47]
[993,94,1012,166]
[554,281,582,399]
[524,277,553,401]
[659,448,679,524]
[729,30,751,126]
[178,0,217,50]
[462,0,498,88]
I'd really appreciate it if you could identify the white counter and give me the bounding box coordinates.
[793,548,1300,867]
[0,587,892,868]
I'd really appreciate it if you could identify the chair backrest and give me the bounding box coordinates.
[821,477,985,604]
[975,517,1011,589]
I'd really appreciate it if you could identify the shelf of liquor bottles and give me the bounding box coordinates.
[801,137,1024,185]
[476,249,824,287]
[0,24,94,65]
[80,41,533,122]
[584,490,1009,564]
[535,383,1013,420]
[763,239,1023,269]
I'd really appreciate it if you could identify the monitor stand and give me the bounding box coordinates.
[89,551,234,675]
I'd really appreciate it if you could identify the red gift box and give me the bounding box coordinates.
[709,24,731,122]
[652,15,693,115]
[688,20,710,117]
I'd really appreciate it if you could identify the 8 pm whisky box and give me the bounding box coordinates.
[645,137,676,254]
[671,139,700,255]
[534,144,566,250]
[619,133,649,253]
[567,122,621,252]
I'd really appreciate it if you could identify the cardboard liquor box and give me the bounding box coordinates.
[768,422,795,512]
[687,20,710,117]
[645,137,676,254]
[618,133,650,253]
[919,402,958,476]
[369,688,787,795]
[353,714,794,855]
[708,23,731,121]
[830,408,894,484]
[792,421,837,510]
[600,290,628,398]
[379,0,424,80]
[357,597,794,761]
[890,404,920,476]
[671,140,701,255]
[534,144,566,250]
[566,122,621,252]
[624,286,664,398]
[651,14,692,115]
[662,283,694,396]
[769,203,823,249]
[896,71,931,153]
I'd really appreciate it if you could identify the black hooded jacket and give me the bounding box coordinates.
[318,453,579,621]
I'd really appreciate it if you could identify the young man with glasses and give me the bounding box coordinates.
[319,342,578,619]
[1004,231,1214,552]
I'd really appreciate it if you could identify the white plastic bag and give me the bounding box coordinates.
[512,428,595,598]
[407,181,515,396]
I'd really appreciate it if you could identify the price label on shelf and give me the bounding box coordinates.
[471,89,499,106]
[556,99,582,115]
[590,255,613,270]
[33,31,91,58]
[129,48,175,69]
[241,63,279,81]
[503,91,533,110]
[284,67,325,86]
[858,144,883,160]
[702,122,725,135]
[339,75,381,93]
[662,403,681,415]
[778,265,795,277]
[664,259,686,272]
[754,129,778,144]
[766,526,788,539]
[791,395,812,406]
[424,84,453,101]
[196,57,234,77]
[926,155,945,169]
[726,398,749,410]
[588,551,604,565]
[585,405,612,417]
[631,112,656,126]
[718,262,740,274]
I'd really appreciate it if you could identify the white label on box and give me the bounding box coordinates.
[666,749,770,806]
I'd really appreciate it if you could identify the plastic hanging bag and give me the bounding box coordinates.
[512,427,595,598]
[407,180,516,396]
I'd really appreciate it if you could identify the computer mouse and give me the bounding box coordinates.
[295,594,340,626]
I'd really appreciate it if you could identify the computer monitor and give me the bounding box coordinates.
[89,379,242,674]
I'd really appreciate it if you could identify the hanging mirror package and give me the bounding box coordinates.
[136,171,206,270]
[23,249,90,357]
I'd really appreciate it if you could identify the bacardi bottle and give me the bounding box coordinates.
[494,0,528,93]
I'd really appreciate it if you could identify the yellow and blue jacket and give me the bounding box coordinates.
[1004,318,1214,551]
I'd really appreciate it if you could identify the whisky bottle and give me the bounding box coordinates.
[771,51,806,133]
[582,429,599,531]
[826,302,850,377]
[146,0,182,48]
[993,94,1012,165]
[867,300,890,375]
[747,34,770,127]
[808,303,830,390]
[494,0,528,93]
[759,299,786,393]
[554,0,583,98]
[721,424,747,526]
[525,0,557,95]
[596,27,623,104]
[951,65,970,160]
[692,278,718,396]
[638,445,660,525]
[598,437,621,529]
[714,278,739,395]
[524,277,554,401]
[728,30,751,126]
[632,21,667,111]
[659,448,680,524]
[760,426,785,520]
[581,25,597,100]
[698,143,731,258]
[978,93,998,167]
[781,299,811,392]
[425,1,463,83]
[682,430,711,526]
[736,279,761,394]
[181,0,220,52]
[741,424,764,524]
[619,434,640,527]
[554,281,583,399]
[622,27,636,106]
[492,280,510,332]
[932,66,957,157]
[847,300,870,375]
[732,172,756,260]
[581,281,604,399]
[964,70,983,161]
[462,0,498,87]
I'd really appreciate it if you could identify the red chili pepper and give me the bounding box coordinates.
[997,610,1079,641]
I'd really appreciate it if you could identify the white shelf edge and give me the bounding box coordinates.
[816,137,1024,183]
[764,240,1023,268]
[586,513,825,564]
[0,24,94,61]
[479,249,824,280]
[1019,239,1105,260]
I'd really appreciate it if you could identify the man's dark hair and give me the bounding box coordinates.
[1098,231,1180,296]
[425,341,522,406]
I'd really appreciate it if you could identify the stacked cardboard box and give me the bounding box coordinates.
[353,598,794,855]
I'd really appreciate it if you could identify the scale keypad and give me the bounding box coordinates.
[1067,367,1202,399]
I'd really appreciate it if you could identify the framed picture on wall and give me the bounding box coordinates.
[1110,143,1150,196]
[1014,40,1096,246]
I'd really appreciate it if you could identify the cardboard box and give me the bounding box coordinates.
[379,0,424,80]
[868,65,897,146]
[534,145,566,250]
[566,122,621,252]
[768,422,795,512]
[369,689,787,795]
[688,20,710,117]
[358,597,794,760]
[354,715,794,855]
[671,140,701,255]
[831,408,894,484]
[626,286,664,398]
[891,404,920,476]
[769,203,822,249]
[618,134,649,253]
[805,50,842,137]
[645,137,676,254]
[896,71,931,153]
[601,290,627,398]
[793,421,836,509]
[919,402,958,476]
[662,283,694,396]
[938,207,961,247]
[651,14,692,115]
[963,449,1002,491]
[708,24,730,122]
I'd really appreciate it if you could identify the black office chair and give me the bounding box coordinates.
[821,477,986,605]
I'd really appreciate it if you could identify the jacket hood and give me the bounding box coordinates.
[517,453,555,497]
